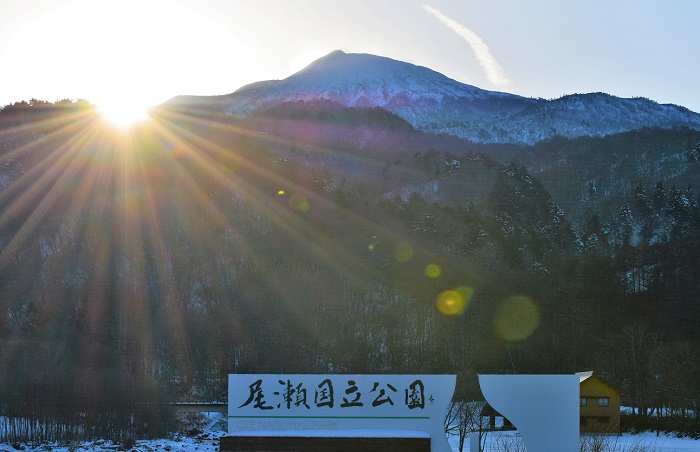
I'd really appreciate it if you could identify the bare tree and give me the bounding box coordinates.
[445,400,485,452]
[620,323,663,416]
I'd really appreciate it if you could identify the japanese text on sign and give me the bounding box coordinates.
[237,377,428,411]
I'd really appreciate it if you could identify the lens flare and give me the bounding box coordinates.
[289,192,310,212]
[394,243,414,262]
[298,200,311,212]
[456,286,475,303]
[425,264,441,278]
[494,295,540,341]
[436,290,465,315]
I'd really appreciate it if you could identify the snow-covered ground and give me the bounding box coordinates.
[450,431,700,452]
[1,415,698,451]
[590,433,700,452]
[0,412,228,452]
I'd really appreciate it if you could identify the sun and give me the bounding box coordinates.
[0,0,267,124]
[97,99,149,129]
[92,86,154,128]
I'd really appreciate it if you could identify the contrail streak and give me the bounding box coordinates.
[422,4,511,88]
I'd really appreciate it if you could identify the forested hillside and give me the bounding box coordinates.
[0,99,699,441]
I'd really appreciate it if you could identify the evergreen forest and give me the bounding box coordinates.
[1,99,700,441]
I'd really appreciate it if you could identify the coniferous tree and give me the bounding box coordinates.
[653,180,666,213]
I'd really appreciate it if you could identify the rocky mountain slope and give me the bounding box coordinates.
[167,50,700,145]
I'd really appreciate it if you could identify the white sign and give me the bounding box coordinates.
[479,374,580,452]
[228,374,456,452]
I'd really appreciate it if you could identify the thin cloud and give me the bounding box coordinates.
[422,4,511,88]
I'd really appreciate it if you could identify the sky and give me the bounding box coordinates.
[1,0,699,121]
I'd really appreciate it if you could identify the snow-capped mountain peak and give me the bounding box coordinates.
[280,49,481,101]
[166,50,700,145]
[225,50,529,115]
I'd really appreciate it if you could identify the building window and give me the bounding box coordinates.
[598,416,610,423]
[598,397,609,407]
[580,397,587,406]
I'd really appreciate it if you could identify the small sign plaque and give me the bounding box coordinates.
[228,374,456,452]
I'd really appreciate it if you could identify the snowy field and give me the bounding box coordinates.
[582,433,700,452]
[452,431,700,451]
[0,413,229,452]
[1,414,699,451]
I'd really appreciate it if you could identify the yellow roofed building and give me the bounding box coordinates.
[578,371,621,435]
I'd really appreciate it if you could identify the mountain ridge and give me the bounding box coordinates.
[166,50,700,145]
